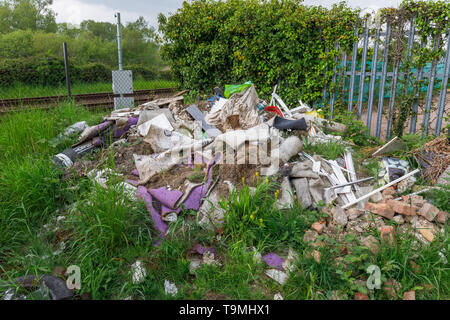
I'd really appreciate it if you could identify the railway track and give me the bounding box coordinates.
[0,88,177,112]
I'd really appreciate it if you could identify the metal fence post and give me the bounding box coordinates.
[329,42,339,119]
[348,17,360,112]
[386,20,414,139]
[376,21,391,139]
[322,47,330,106]
[435,31,450,136]
[409,40,426,134]
[386,60,400,140]
[366,26,380,130]
[357,19,369,118]
[115,12,123,71]
[422,34,441,137]
[339,50,348,106]
[115,12,125,111]
[63,42,71,99]
[398,18,415,135]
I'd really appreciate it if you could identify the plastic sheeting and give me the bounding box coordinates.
[205,85,261,130]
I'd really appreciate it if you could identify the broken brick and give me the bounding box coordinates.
[311,222,325,234]
[419,228,435,242]
[354,292,369,300]
[361,235,380,254]
[303,230,318,243]
[418,203,440,222]
[331,207,348,226]
[386,199,418,216]
[382,186,397,199]
[436,211,448,224]
[383,279,402,299]
[392,215,405,224]
[380,225,395,245]
[340,245,348,255]
[401,195,427,208]
[370,191,383,203]
[305,249,321,263]
[331,290,344,300]
[403,291,415,300]
[312,250,321,264]
[347,208,364,220]
[365,202,395,219]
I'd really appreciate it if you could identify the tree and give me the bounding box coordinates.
[126,16,157,42]
[0,0,57,32]
[79,20,116,42]
[0,2,12,34]
[57,22,81,38]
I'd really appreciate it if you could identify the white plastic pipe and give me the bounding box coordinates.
[342,169,420,209]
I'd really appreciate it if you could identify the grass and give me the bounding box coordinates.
[187,164,205,183]
[303,139,347,160]
[0,103,448,300]
[423,183,450,212]
[0,79,180,99]
[220,179,318,252]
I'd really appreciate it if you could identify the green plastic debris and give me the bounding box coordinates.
[224,81,252,98]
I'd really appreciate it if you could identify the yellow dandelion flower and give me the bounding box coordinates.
[259,218,263,223]
[255,172,259,177]
[274,189,280,199]
[265,178,269,184]
[250,214,255,220]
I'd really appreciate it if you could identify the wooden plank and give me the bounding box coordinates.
[372,136,406,157]
[329,160,356,203]
[344,152,360,192]
[273,93,293,118]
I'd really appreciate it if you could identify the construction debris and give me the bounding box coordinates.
[131,261,147,284]
[164,280,178,297]
[50,82,448,294]
[413,136,450,185]
[372,136,407,157]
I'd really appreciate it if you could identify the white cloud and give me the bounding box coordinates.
[302,0,401,8]
[50,0,154,26]
[50,0,403,28]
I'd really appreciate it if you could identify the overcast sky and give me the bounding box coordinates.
[50,0,403,28]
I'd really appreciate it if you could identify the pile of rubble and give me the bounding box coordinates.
[51,82,448,295]
[55,84,358,236]
[305,186,448,247]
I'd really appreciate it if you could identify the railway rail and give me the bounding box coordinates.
[0,88,177,112]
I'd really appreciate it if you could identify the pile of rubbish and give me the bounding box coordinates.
[53,84,355,236]
[412,135,450,185]
[50,82,448,289]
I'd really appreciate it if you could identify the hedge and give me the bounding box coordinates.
[158,0,359,105]
[0,56,168,88]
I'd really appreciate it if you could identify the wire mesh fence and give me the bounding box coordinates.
[0,79,179,100]
[0,40,179,102]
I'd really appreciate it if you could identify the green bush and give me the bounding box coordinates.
[158,68,174,81]
[124,64,158,80]
[75,62,111,83]
[35,55,67,86]
[0,56,171,89]
[158,0,358,105]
